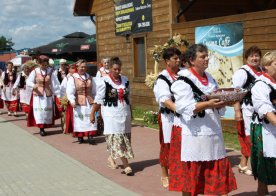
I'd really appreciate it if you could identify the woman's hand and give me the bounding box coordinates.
[90,111,96,124]
[33,84,38,90]
[207,99,226,109]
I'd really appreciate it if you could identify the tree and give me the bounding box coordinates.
[0,36,14,51]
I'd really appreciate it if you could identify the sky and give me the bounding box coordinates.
[0,0,96,50]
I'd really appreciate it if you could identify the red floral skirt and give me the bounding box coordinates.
[20,103,30,113]
[169,126,237,195]
[158,113,170,168]
[64,103,73,134]
[237,120,251,157]
[5,100,19,112]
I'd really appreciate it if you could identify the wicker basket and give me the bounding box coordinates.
[206,88,248,102]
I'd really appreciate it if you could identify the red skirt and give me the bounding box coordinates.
[72,131,97,137]
[237,120,251,157]
[27,95,54,128]
[54,96,62,120]
[64,103,73,134]
[20,103,30,113]
[0,98,3,108]
[158,113,170,167]
[169,126,237,195]
[5,100,19,112]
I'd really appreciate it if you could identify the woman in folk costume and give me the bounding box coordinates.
[26,55,61,136]
[0,68,4,113]
[232,46,263,175]
[96,57,110,78]
[90,57,134,176]
[250,51,276,196]
[169,44,237,195]
[55,59,69,84]
[12,64,32,116]
[153,47,180,188]
[66,59,97,144]
[1,62,19,116]
[60,63,76,134]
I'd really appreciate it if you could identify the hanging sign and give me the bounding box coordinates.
[114,0,152,36]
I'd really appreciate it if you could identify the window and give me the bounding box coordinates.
[133,37,146,77]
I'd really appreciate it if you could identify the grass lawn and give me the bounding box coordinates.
[132,107,241,151]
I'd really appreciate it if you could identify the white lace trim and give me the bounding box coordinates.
[181,134,227,162]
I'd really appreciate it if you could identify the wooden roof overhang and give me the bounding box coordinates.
[177,0,276,22]
[73,0,94,16]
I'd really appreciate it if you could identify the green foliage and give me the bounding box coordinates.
[0,36,14,51]
[143,111,158,124]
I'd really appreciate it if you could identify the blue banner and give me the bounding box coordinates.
[196,22,244,119]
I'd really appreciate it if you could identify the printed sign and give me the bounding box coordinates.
[195,22,243,87]
[196,23,244,119]
[114,0,152,36]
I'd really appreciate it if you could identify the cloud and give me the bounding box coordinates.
[0,0,96,49]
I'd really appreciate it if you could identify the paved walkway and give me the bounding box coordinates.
[0,116,137,196]
[0,112,275,195]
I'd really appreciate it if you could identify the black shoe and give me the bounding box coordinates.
[39,128,46,136]
[88,136,96,145]
[78,137,84,144]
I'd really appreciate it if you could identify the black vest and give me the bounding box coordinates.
[18,73,26,89]
[156,75,175,114]
[57,70,68,84]
[177,76,206,118]
[240,68,257,106]
[103,80,130,107]
[252,80,276,124]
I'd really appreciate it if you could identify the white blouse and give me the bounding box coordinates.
[60,74,73,98]
[96,67,110,78]
[153,69,175,107]
[232,64,262,115]
[153,69,176,143]
[171,69,226,162]
[251,75,276,158]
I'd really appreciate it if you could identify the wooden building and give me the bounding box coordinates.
[74,0,276,110]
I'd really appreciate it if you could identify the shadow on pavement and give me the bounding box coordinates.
[131,159,159,174]
[33,129,63,136]
[51,124,62,128]
[94,135,106,144]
